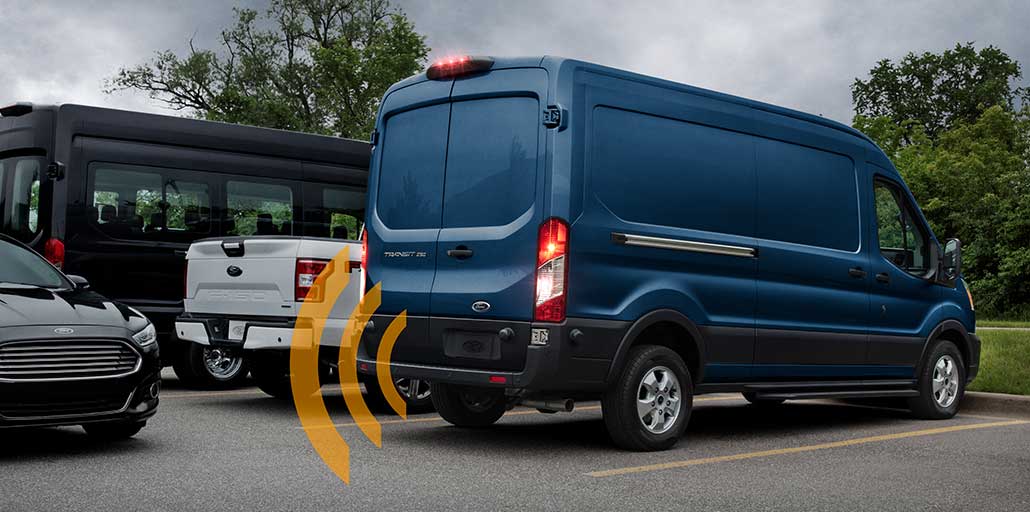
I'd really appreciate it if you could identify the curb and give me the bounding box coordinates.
[963,391,1030,419]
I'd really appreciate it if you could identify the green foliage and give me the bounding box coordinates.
[853,42,1030,143]
[967,329,1030,396]
[855,44,1030,318]
[106,0,429,140]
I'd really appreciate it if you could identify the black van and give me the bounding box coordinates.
[0,102,369,386]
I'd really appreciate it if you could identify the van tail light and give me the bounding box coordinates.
[44,238,65,270]
[360,229,368,296]
[534,218,569,323]
[296,259,331,302]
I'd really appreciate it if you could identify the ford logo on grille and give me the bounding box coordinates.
[226,265,243,277]
[471,301,491,313]
[54,327,75,335]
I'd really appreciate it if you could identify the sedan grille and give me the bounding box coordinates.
[0,339,140,381]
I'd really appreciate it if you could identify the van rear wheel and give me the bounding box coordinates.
[430,383,506,427]
[602,345,693,451]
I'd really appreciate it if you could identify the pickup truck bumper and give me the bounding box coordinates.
[355,315,629,393]
[175,314,351,351]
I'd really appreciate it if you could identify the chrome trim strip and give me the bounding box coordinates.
[611,232,756,258]
[0,339,142,383]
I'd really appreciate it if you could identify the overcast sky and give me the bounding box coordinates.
[2,0,1027,124]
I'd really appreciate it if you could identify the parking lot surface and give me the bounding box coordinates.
[3,371,1029,511]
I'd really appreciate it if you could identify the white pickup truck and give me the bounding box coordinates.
[174,236,431,410]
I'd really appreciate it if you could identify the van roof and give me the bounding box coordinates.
[392,55,877,150]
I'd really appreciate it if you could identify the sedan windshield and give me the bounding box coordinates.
[0,238,68,288]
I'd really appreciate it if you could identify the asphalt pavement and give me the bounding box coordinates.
[2,370,1029,511]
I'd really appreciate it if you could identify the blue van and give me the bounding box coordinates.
[357,56,979,451]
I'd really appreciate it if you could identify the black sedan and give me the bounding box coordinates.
[0,234,160,439]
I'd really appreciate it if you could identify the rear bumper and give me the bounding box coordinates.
[175,314,348,351]
[356,315,629,393]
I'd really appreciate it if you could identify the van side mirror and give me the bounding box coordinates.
[938,239,961,288]
[67,275,90,290]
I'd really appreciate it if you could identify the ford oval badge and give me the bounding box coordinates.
[226,265,243,277]
[54,327,75,335]
[471,301,491,313]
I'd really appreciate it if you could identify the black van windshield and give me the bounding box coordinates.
[0,155,44,242]
[0,238,68,288]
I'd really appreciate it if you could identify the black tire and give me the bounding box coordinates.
[250,356,331,400]
[171,348,202,386]
[251,357,292,399]
[187,344,250,389]
[908,339,965,419]
[743,392,786,406]
[83,421,146,440]
[429,382,507,427]
[602,345,693,451]
[365,377,435,415]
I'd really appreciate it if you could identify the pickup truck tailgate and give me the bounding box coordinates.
[184,237,361,318]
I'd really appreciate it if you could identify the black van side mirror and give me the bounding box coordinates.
[937,239,961,288]
[67,275,91,290]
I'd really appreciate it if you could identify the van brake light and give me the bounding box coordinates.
[296,259,331,302]
[44,238,65,270]
[534,218,569,323]
[426,56,494,80]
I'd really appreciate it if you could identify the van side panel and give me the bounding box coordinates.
[569,71,758,381]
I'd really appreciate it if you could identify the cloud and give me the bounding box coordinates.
[1,0,1028,124]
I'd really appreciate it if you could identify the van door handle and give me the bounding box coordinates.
[447,248,474,259]
[848,267,867,278]
[875,272,891,284]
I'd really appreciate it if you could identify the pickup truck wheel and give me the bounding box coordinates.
[429,383,506,427]
[908,339,965,419]
[181,344,249,389]
[83,421,146,440]
[602,345,693,451]
[365,378,435,415]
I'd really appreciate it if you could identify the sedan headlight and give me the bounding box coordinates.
[132,323,157,347]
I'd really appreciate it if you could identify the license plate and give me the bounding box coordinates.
[228,320,248,341]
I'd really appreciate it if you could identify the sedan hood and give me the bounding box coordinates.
[0,284,146,330]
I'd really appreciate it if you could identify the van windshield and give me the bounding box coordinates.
[0,155,44,243]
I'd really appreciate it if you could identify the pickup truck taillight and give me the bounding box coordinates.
[183,260,188,299]
[534,218,569,323]
[296,259,331,302]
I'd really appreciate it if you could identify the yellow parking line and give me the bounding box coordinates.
[300,394,741,430]
[587,419,1029,478]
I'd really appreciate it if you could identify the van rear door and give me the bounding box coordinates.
[368,68,547,371]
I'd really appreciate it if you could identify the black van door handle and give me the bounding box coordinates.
[447,248,474,259]
[848,267,867,278]
[875,272,891,284]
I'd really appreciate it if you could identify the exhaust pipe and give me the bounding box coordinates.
[520,398,574,413]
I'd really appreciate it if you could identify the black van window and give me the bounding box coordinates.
[376,103,449,230]
[323,187,364,239]
[442,97,538,228]
[874,179,930,275]
[3,158,42,242]
[756,139,860,251]
[88,164,213,243]
[226,180,293,236]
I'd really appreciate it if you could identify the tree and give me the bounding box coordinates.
[106,0,429,140]
[852,43,1029,144]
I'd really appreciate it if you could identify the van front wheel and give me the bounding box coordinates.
[602,345,693,451]
[908,339,965,419]
[429,383,506,427]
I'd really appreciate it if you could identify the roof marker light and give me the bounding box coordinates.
[426,56,494,80]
